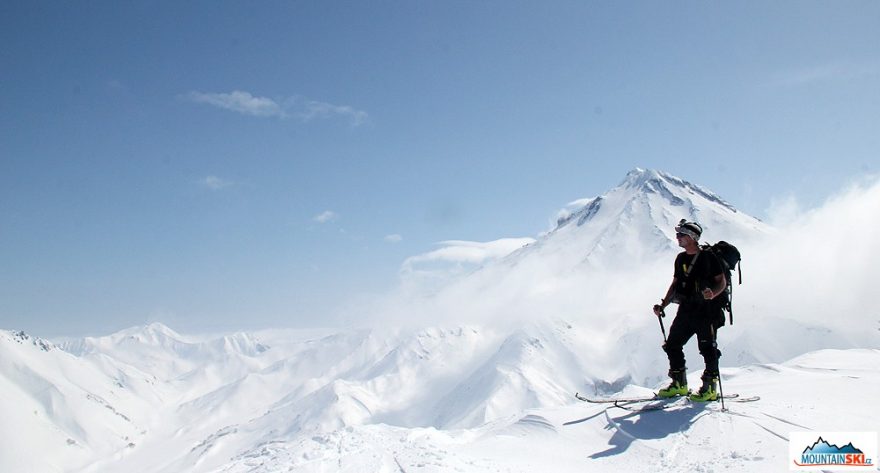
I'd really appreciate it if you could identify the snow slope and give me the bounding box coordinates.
[0,330,156,472]
[193,348,880,473]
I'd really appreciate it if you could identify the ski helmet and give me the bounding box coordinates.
[675,219,702,241]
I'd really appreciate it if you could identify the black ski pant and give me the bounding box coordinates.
[663,304,722,377]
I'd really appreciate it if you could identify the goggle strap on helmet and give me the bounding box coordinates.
[675,219,703,240]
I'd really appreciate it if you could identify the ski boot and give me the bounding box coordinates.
[657,368,688,398]
[689,373,718,402]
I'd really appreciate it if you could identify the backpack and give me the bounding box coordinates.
[701,241,742,325]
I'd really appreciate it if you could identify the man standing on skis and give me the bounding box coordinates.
[652,219,728,401]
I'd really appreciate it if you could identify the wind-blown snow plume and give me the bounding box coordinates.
[727,174,880,359]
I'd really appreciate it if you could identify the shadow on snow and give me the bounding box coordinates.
[588,404,709,458]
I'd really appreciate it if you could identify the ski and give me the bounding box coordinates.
[575,392,759,407]
[614,395,760,412]
[575,392,672,404]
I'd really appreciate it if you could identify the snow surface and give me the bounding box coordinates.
[2,169,878,472]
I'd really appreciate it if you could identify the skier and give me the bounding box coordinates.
[653,219,727,401]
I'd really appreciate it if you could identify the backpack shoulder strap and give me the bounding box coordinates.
[683,251,701,276]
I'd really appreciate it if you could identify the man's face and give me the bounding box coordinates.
[676,232,692,248]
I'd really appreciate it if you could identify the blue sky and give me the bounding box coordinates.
[2,1,878,336]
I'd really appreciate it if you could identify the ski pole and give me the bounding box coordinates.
[654,304,668,343]
[711,325,726,412]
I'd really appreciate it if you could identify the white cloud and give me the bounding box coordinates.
[768,61,880,87]
[199,175,233,190]
[298,100,369,127]
[401,238,535,275]
[384,234,403,243]
[184,90,369,126]
[554,196,597,227]
[185,90,286,118]
[765,193,801,226]
[314,211,339,224]
[744,175,880,328]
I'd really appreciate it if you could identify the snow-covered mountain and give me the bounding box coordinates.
[2,169,877,473]
[0,329,158,472]
[541,167,768,265]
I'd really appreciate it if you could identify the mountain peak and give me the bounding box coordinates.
[2,330,55,352]
[617,168,737,213]
[109,322,183,345]
[556,168,739,232]
[537,168,769,270]
[622,167,665,188]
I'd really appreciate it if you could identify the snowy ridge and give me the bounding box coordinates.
[60,323,270,372]
[620,168,738,212]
